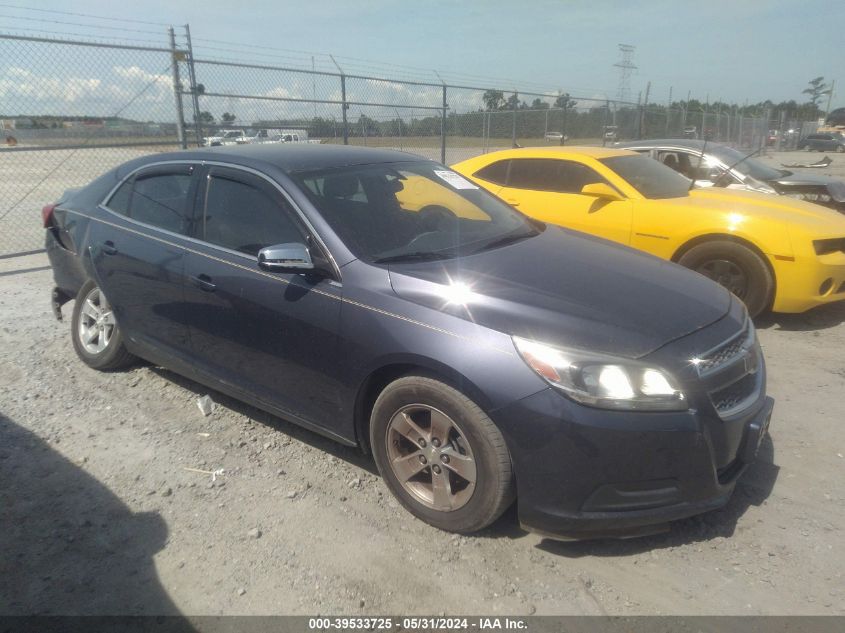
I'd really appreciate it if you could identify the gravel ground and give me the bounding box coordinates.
[1,150,845,616]
[1,252,844,616]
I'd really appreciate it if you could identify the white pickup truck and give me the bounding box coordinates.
[257,129,321,145]
[202,129,246,146]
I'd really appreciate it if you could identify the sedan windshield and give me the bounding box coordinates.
[292,161,542,262]
[599,155,691,199]
[709,146,783,181]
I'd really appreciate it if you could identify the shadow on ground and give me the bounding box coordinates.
[0,413,188,617]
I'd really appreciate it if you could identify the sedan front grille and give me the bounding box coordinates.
[710,371,759,416]
[695,319,754,376]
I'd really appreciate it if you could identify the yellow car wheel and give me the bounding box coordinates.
[678,241,774,317]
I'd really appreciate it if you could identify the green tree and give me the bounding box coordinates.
[482,89,505,111]
[221,112,236,123]
[802,77,830,111]
[554,93,577,109]
[198,111,215,124]
[531,98,550,109]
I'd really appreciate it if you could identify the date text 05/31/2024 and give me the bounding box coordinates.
[307,617,528,630]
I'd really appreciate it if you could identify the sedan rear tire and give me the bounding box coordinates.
[71,280,135,370]
[370,375,515,533]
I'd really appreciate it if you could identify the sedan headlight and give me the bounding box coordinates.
[513,337,687,411]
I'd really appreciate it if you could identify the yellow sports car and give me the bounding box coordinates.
[452,147,845,316]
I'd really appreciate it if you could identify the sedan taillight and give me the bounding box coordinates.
[42,203,57,228]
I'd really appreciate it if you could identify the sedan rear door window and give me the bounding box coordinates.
[105,168,194,235]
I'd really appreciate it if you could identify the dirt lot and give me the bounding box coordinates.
[1,150,845,617]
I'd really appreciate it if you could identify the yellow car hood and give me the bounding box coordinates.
[688,188,845,235]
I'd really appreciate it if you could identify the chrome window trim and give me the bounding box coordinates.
[99,158,342,281]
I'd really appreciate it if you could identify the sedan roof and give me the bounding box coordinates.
[141,143,429,174]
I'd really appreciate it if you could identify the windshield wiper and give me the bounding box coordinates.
[471,229,537,254]
[373,251,455,264]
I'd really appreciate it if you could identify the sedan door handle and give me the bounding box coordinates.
[190,274,217,292]
[101,241,118,256]
[505,199,521,207]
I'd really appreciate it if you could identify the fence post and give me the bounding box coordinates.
[340,75,349,145]
[601,100,609,146]
[441,84,447,164]
[184,24,202,147]
[511,91,518,148]
[561,103,567,146]
[168,27,187,150]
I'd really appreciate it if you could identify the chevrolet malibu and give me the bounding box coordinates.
[45,145,773,539]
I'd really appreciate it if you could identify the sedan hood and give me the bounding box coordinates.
[387,227,731,359]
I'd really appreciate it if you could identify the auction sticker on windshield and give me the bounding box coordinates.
[433,170,478,189]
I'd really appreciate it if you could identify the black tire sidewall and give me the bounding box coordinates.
[678,241,773,317]
[71,280,130,370]
[370,377,512,533]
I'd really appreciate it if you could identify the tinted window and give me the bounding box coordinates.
[292,161,540,262]
[131,173,193,233]
[203,175,303,256]
[107,180,132,215]
[507,159,606,194]
[474,160,509,186]
[600,155,690,199]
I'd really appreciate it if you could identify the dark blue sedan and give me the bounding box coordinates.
[44,144,773,539]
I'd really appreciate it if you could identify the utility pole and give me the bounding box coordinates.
[665,85,673,135]
[613,44,637,104]
[825,79,836,117]
[639,81,651,139]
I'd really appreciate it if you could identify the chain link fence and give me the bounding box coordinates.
[1,28,807,256]
[0,34,180,256]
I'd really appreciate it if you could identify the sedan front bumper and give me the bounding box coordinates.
[492,387,774,540]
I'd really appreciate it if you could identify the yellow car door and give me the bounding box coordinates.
[494,157,633,246]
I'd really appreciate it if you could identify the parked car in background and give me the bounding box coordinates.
[202,129,246,146]
[615,139,845,212]
[453,146,845,316]
[44,144,773,540]
[798,132,845,153]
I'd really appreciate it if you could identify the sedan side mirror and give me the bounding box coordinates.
[580,183,623,201]
[257,243,315,273]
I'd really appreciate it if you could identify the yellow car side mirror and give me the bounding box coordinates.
[580,183,624,201]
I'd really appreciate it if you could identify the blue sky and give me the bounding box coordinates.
[1,0,843,113]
